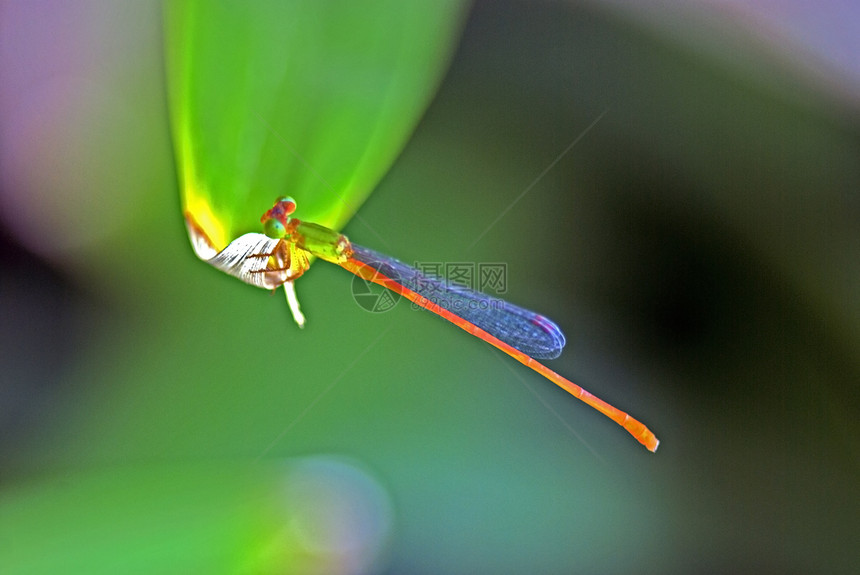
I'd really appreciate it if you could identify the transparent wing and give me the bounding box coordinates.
[350,244,566,359]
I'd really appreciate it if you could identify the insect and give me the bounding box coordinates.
[185,197,659,451]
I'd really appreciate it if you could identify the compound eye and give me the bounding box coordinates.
[263,217,287,239]
[277,196,297,216]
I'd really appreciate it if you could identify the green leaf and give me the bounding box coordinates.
[0,459,392,574]
[164,0,466,252]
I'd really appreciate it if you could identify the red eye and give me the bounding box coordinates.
[261,197,298,224]
[278,196,297,216]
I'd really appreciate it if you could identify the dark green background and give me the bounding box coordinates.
[1,1,858,573]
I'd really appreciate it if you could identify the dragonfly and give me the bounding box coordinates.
[185,196,659,452]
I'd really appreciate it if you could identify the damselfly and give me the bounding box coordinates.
[231,196,660,452]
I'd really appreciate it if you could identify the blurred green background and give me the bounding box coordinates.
[1,1,858,574]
